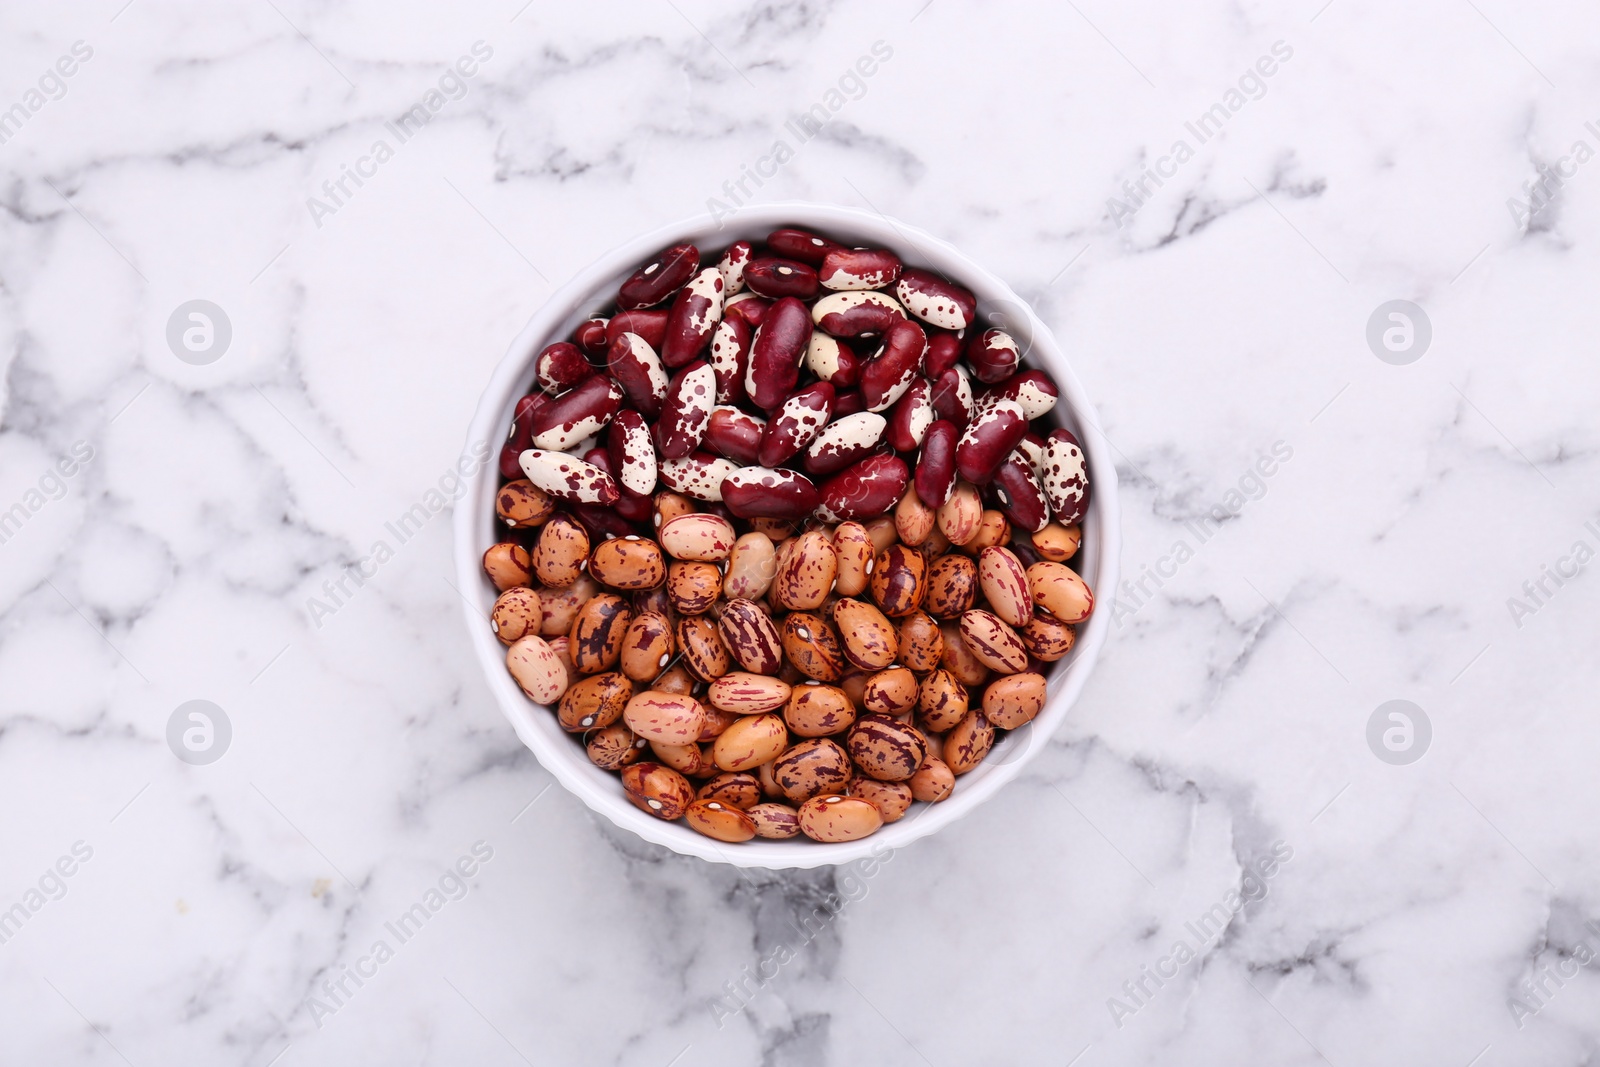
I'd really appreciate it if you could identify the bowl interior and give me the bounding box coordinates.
[455,201,1120,868]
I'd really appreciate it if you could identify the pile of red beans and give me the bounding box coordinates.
[483,226,1095,844]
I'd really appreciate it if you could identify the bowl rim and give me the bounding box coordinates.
[453,200,1120,868]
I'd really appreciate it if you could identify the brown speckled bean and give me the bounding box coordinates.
[797,794,882,842]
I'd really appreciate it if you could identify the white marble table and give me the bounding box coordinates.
[3,0,1597,1063]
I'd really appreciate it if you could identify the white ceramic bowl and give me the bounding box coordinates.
[455,201,1119,868]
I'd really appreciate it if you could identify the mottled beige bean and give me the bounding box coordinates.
[590,536,667,590]
[483,542,532,591]
[832,522,874,597]
[747,802,802,839]
[490,586,542,646]
[944,710,995,774]
[697,772,762,809]
[660,513,738,561]
[685,799,758,841]
[707,672,792,714]
[533,515,589,588]
[936,482,982,545]
[797,795,883,842]
[772,530,838,610]
[781,612,846,681]
[833,598,898,670]
[621,762,694,820]
[908,756,955,802]
[505,635,568,704]
[557,671,632,732]
[982,672,1047,729]
[495,479,555,528]
[667,560,723,615]
[586,724,647,770]
[723,532,777,600]
[978,546,1033,628]
[622,691,709,744]
[569,594,631,674]
[850,777,913,822]
[1027,561,1094,624]
[917,669,969,733]
[712,713,790,772]
[785,682,856,738]
[846,714,928,782]
[896,611,943,672]
[620,611,675,682]
[772,738,853,804]
[958,610,1029,674]
[861,667,918,717]
[1031,522,1081,562]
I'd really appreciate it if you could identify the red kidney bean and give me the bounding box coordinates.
[914,419,958,507]
[819,247,902,291]
[885,378,934,453]
[894,269,977,331]
[660,268,724,368]
[704,405,766,464]
[817,453,910,522]
[573,317,610,359]
[656,360,717,460]
[955,398,1028,485]
[718,240,752,296]
[723,293,770,328]
[766,227,840,266]
[519,449,620,505]
[605,309,669,350]
[606,408,658,496]
[757,382,834,467]
[859,319,927,412]
[659,452,740,501]
[721,466,822,520]
[584,446,653,523]
[812,291,906,338]
[831,389,866,419]
[983,369,1059,420]
[530,374,623,450]
[930,364,974,427]
[1042,428,1090,524]
[744,257,820,301]
[607,332,669,418]
[499,393,547,478]
[569,501,640,541]
[745,296,812,410]
[965,328,1020,384]
[804,412,887,476]
[707,317,751,405]
[991,450,1050,532]
[924,331,963,378]
[804,333,861,388]
[617,243,699,310]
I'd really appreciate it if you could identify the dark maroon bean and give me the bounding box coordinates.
[605,309,669,351]
[914,420,958,507]
[534,343,598,398]
[885,378,934,453]
[812,292,905,338]
[817,454,909,522]
[766,227,841,266]
[1042,428,1090,525]
[818,247,902,291]
[607,332,669,419]
[744,257,820,301]
[965,328,1021,384]
[617,243,699,310]
[955,399,1029,485]
[606,408,658,497]
[745,297,812,410]
[930,365,973,427]
[660,268,724,368]
[718,240,753,295]
[724,294,771,329]
[894,269,977,331]
[859,319,926,412]
[584,447,654,524]
[704,406,765,465]
[804,412,887,477]
[530,374,622,451]
[758,382,834,467]
[832,390,866,419]
[990,450,1050,532]
[499,393,547,478]
[707,316,751,404]
[573,317,610,359]
[656,361,717,460]
[924,331,963,377]
[721,467,822,520]
[569,501,639,540]
[982,369,1059,420]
